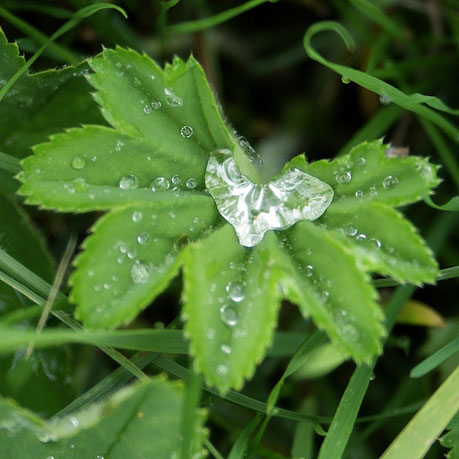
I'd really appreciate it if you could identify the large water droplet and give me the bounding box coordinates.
[71,156,85,170]
[130,260,153,284]
[151,177,170,191]
[119,174,139,190]
[341,76,350,84]
[220,304,239,326]
[226,280,246,302]
[336,171,352,184]
[180,125,193,139]
[205,149,334,247]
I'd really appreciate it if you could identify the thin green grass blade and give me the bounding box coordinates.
[227,415,263,459]
[317,212,458,459]
[0,3,127,104]
[381,366,459,459]
[180,370,203,459]
[0,152,21,174]
[303,22,459,142]
[410,337,459,378]
[0,6,78,63]
[166,0,277,35]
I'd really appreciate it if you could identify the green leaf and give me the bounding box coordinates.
[276,222,385,363]
[71,195,220,328]
[0,376,207,458]
[319,199,439,284]
[183,225,283,392]
[0,27,103,192]
[303,139,440,207]
[425,195,459,211]
[441,413,459,459]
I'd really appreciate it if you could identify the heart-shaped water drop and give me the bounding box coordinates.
[205,149,334,247]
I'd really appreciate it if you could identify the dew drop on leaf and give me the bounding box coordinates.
[71,156,85,170]
[220,304,239,326]
[171,175,181,185]
[355,190,364,198]
[345,223,358,236]
[379,92,392,105]
[132,211,143,222]
[356,234,367,241]
[151,100,161,110]
[119,174,139,190]
[336,171,352,184]
[305,265,314,277]
[130,260,153,284]
[216,364,229,376]
[220,344,232,354]
[132,77,142,88]
[226,280,246,302]
[356,157,366,167]
[370,238,382,249]
[137,232,150,244]
[205,148,334,247]
[143,105,152,114]
[341,76,350,84]
[383,175,398,188]
[186,178,197,189]
[369,186,378,197]
[115,140,124,151]
[164,88,183,107]
[151,177,170,191]
[180,125,193,138]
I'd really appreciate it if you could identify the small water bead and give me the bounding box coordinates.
[345,223,358,236]
[226,280,246,302]
[379,92,392,105]
[130,260,153,284]
[71,156,85,170]
[151,177,170,191]
[382,175,398,189]
[369,186,378,197]
[127,249,136,259]
[341,76,351,84]
[119,174,139,190]
[356,157,366,167]
[132,211,143,222]
[164,88,183,107]
[186,178,197,189]
[220,344,232,354]
[151,100,161,110]
[132,77,142,88]
[115,140,124,151]
[137,232,150,244]
[220,304,239,326]
[356,233,367,241]
[171,175,181,185]
[370,237,382,249]
[355,190,364,198]
[180,125,193,139]
[143,105,152,114]
[216,364,229,376]
[304,265,314,277]
[335,171,352,184]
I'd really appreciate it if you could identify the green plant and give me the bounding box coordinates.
[0,2,458,458]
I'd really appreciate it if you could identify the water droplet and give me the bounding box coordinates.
[132,211,143,222]
[382,175,398,189]
[71,156,85,170]
[356,233,367,241]
[115,140,124,151]
[171,175,181,185]
[369,186,378,197]
[143,105,152,114]
[130,260,153,284]
[132,77,142,88]
[69,417,79,427]
[137,232,150,244]
[345,223,358,236]
[369,372,376,381]
[220,304,239,326]
[379,92,392,105]
[186,177,197,189]
[370,238,382,249]
[151,177,170,191]
[205,148,334,247]
[354,190,364,199]
[226,280,246,302]
[119,174,139,190]
[305,265,314,277]
[341,76,350,84]
[164,88,183,107]
[34,168,41,174]
[356,157,366,167]
[220,344,232,354]
[180,125,193,139]
[216,364,229,376]
[336,171,352,184]
[151,101,161,110]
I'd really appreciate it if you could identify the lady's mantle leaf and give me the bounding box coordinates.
[183,225,284,392]
[319,199,438,284]
[274,224,384,362]
[71,195,220,328]
[303,139,440,206]
[0,377,207,458]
